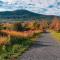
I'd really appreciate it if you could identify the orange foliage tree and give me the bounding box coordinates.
[50,17,60,32]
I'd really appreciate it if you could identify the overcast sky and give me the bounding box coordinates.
[0,0,60,16]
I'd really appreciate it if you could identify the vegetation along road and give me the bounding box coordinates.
[18,33,60,60]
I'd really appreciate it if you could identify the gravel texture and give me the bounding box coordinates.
[18,33,60,60]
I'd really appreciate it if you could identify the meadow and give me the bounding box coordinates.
[0,20,43,60]
[0,17,60,60]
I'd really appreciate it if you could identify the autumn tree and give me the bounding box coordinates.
[39,20,48,32]
[50,17,60,32]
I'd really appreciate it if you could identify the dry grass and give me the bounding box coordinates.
[0,36,10,45]
[0,30,42,38]
[0,22,42,60]
[50,30,60,41]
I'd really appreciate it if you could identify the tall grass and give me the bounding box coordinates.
[0,36,33,60]
[0,21,42,60]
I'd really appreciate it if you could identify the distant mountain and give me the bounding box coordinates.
[0,10,59,21]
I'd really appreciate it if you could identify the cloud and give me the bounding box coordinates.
[0,0,60,16]
[1,0,17,4]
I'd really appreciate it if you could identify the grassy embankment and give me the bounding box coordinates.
[0,22,42,60]
[49,30,60,41]
[0,31,41,60]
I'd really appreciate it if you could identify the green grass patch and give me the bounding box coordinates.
[0,36,34,60]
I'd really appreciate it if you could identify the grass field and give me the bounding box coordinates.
[50,30,60,41]
[0,28,41,60]
[0,36,36,60]
[0,20,48,60]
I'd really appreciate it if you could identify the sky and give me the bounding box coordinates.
[0,0,60,16]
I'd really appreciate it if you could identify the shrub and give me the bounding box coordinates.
[50,17,60,32]
[14,22,28,31]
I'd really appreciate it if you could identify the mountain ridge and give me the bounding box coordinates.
[0,10,59,21]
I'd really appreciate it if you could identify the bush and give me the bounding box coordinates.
[50,17,60,32]
[14,22,28,31]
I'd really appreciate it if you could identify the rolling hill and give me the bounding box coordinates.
[0,10,59,22]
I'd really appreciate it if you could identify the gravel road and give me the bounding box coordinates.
[18,33,60,60]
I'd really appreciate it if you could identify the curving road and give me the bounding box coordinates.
[18,33,60,60]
